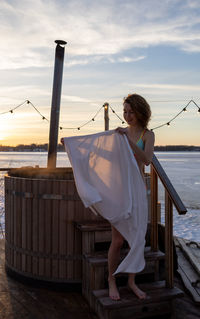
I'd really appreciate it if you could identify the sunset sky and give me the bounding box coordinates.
[0,0,200,146]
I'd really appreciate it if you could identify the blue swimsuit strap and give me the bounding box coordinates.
[136,129,146,150]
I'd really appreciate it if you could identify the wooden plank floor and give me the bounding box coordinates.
[174,237,200,304]
[0,238,200,319]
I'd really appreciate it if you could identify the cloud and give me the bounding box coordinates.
[133,83,200,91]
[0,0,200,70]
[66,54,146,66]
[62,94,94,103]
[109,56,146,63]
[184,0,200,9]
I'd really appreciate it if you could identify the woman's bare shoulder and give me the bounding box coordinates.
[144,129,155,141]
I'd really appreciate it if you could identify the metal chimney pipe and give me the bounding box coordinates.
[47,40,67,168]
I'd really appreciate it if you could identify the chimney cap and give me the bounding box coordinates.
[55,40,67,45]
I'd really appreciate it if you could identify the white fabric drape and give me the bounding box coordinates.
[64,130,148,274]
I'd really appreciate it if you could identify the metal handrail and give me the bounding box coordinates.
[151,154,187,215]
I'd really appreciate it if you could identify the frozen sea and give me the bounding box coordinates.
[0,151,199,242]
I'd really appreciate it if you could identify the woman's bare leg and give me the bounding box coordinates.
[108,226,124,300]
[128,273,146,299]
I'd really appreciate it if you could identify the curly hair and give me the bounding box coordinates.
[124,94,151,128]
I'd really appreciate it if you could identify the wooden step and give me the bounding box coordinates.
[92,281,184,319]
[85,247,165,266]
[76,220,111,232]
[75,221,112,254]
[76,221,151,255]
[82,247,165,303]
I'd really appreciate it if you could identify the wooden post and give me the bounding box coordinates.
[104,103,109,131]
[150,165,158,251]
[165,190,174,288]
[47,40,67,168]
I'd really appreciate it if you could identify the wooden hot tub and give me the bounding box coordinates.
[4,167,104,284]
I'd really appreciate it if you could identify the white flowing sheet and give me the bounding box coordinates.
[64,130,148,274]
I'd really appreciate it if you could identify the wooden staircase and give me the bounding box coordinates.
[75,155,187,318]
[76,220,183,318]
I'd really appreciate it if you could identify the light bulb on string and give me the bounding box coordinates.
[104,105,108,111]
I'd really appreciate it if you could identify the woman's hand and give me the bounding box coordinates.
[115,127,127,135]
[60,138,64,145]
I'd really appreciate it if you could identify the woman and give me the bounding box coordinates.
[108,93,155,301]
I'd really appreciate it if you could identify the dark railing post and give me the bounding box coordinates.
[104,103,109,131]
[47,40,67,168]
[151,154,187,289]
[165,190,174,288]
[150,164,158,251]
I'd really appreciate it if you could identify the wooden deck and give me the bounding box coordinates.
[174,237,200,304]
[0,239,97,319]
[0,239,200,319]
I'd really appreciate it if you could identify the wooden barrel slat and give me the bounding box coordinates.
[52,180,59,279]
[59,180,67,279]
[66,180,74,280]
[32,179,39,276]
[5,177,11,265]
[26,179,32,274]
[74,224,82,279]
[38,179,46,276]
[21,178,27,272]
[44,180,52,278]
[10,177,14,267]
[13,178,17,269]
[16,178,22,271]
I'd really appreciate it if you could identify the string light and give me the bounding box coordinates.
[191,100,200,113]
[109,105,125,124]
[150,100,200,131]
[0,98,199,132]
[103,103,109,110]
[0,99,49,122]
[59,105,104,130]
[0,100,28,115]
[27,100,49,122]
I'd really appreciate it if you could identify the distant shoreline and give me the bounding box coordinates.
[154,145,200,152]
[0,144,200,152]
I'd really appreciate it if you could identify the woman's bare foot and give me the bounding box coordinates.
[128,282,146,300]
[108,277,120,300]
